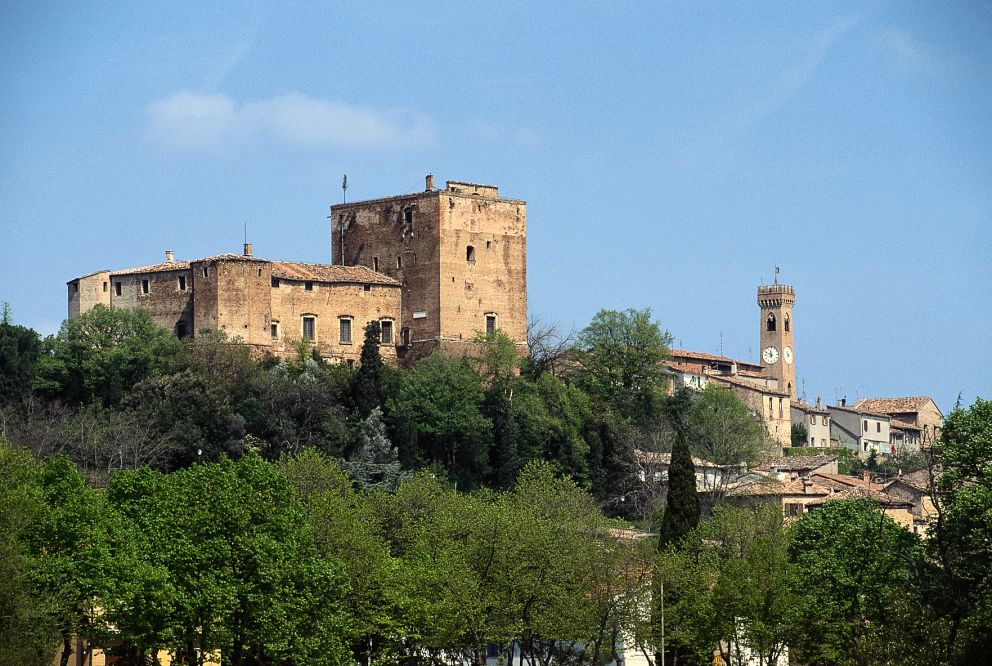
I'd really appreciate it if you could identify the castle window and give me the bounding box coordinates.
[486,240,491,250]
[363,284,371,292]
[485,313,497,337]
[305,281,314,291]
[404,208,413,226]
[768,397,773,413]
[373,257,379,272]
[401,327,410,346]
[380,320,393,345]
[339,317,352,344]
[202,267,208,278]
[766,313,776,332]
[784,314,790,332]
[141,279,149,295]
[103,281,107,292]
[467,245,476,262]
[778,398,783,418]
[178,276,187,291]
[72,283,79,293]
[257,268,262,277]
[302,316,316,341]
[396,256,402,269]
[272,277,280,288]
[271,322,279,339]
[176,321,188,339]
[114,282,122,296]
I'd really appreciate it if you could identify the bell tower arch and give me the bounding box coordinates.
[758,282,796,399]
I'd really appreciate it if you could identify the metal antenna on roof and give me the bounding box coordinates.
[719,332,723,356]
[342,174,348,204]
[774,265,780,285]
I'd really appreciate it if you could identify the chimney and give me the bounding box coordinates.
[165,250,174,264]
[840,397,847,407]
[425,173,435,191]
[243,243,252,257]
[816,396,822,409]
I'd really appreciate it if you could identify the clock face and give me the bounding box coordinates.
[783,346,793,364]
[762,345,780,365]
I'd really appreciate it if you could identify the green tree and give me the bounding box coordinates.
[351,321,386,419]
[576,308,672,422]
[33,305,182,406]
[387,353,492,489]
[656,390,701,549]
[344,407,406,492]
[688,384,764,466]
[926,397,992,663]
[0,441,59,666]
[0,305,42,406]
[470,332,523,489]
[788,498,922,666]
[513,372,592,483]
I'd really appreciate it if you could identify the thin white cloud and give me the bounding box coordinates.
[147,90,435,150]
[875,26,958,75]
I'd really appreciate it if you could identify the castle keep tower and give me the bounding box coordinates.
[758,282,796,399]
[330,175,527,362]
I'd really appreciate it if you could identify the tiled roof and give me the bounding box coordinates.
[756,455,838,472]
[112,260,192,276]
[792,399,830,415]
[811,472,886,492]
[806,485,913,507]
[634,450,722,468]
[710,373,790,397]
[828,403,890,418]
[854,397,939,415]
[270,261,400,286]
[670,349,761,368]
[890,418,922,432]
[666,361,708,375]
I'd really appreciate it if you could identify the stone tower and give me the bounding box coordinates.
[330,175,527,362]
[758,283,796,399]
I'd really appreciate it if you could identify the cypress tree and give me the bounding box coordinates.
[656,388,700,550]
[351,321,385,418]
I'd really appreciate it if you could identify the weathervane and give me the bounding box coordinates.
[774,265,780,285]
[342,174,348,204]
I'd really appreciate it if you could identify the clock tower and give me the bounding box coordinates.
[758,282,796,399]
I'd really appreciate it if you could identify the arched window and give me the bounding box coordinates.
[784,314,790,332]
[766,313,776,332]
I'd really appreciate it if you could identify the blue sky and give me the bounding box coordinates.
[1,1,989,412]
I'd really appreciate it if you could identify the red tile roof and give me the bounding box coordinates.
[890,418,922,432]
[112,260,192,275]
[270,261,400,285]
[710,373,790,397]
[854,397,941,416]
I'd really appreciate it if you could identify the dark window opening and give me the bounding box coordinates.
[396,256,402,269]
[405,208,413,225]
[178,276,187,291]
[486,240,491,250]
[766,313,776,332]
[257,268,262,277]
[372,257,379,272]
[72,283,79,293]
[380,320,393,345]
[401,327,410,347]
[877,422,881,433]
[114,282,122,296]
[485,314,497,336]
[102,281,108,292]
[347,359,355,368]
[339,318,352,344]
[768,397,773,413]
[864,421,869,432]
[778,398,783,418]
[271,277,280,288]
[303,316,316,341]
[202,267,208,278]
[270,323,278,339]
[467,245,475,262]
[305,281,313,291]
[141,279,149,295]
[176,322,188,339]
[784,314,790,332]
[363,284,371,292]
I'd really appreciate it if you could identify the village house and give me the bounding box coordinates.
[853,396,943,448]
[828,401,891,457]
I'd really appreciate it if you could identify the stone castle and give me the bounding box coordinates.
[67,175,528,365]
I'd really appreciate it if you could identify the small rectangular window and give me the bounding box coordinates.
[72,283,79,293]
[380,320,393,345]
[363,284,371,292]
[467,245,476,262]
[485,314,497,336]
[822,415,828,425]
[141,279,149,295]
[810,436,815,446]
[257,268,262,277]
[778,398,783,418]
[486,240,491,250]
[178,275,187,291]
[877,422,881,433]
[864,421,869,432]
[396,256,402,269]
[404,208,413,225]
[305,281,313,291]
[103,281,108,292]
[271,277,280,288]
[402,327,410,346]
[202,267,208,278]
[270,323,278,339]
[114,282,122,296]
[339,318,352,344]
[302,316,316,341]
